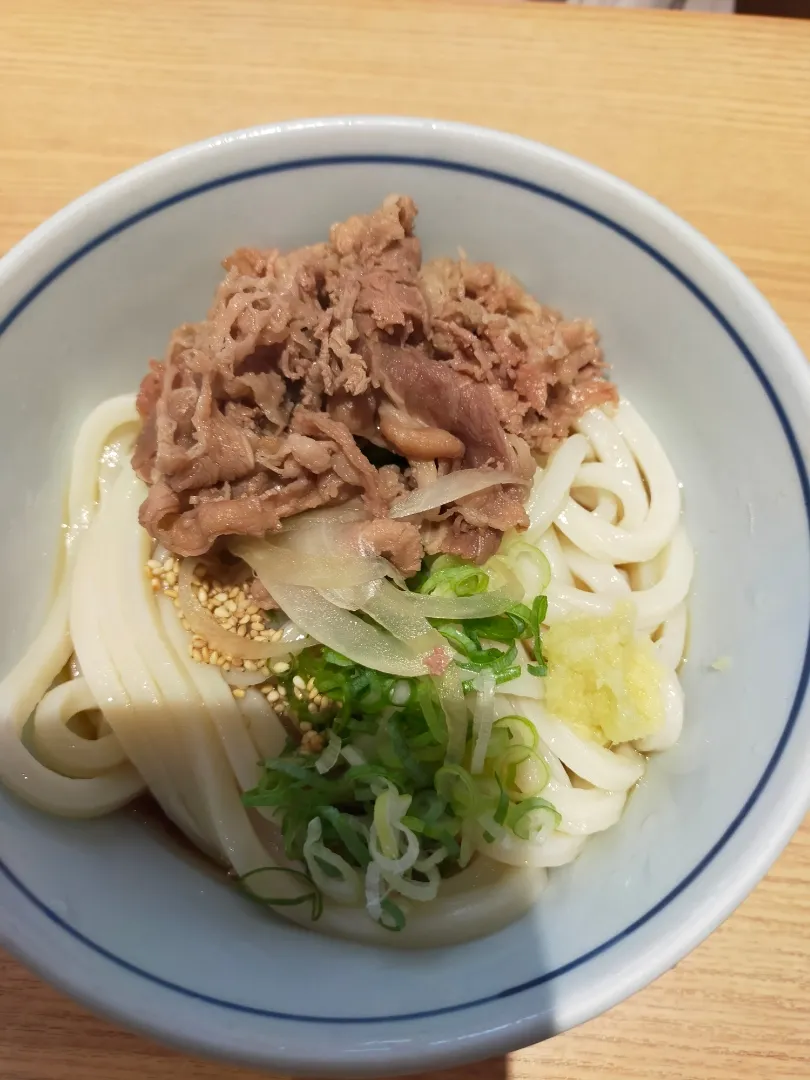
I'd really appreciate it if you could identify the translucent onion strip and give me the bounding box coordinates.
[264,582,433,677]
[391,586,512,620]
[389,468,526,519]
[177,559,305,661]
[229,538,392,589]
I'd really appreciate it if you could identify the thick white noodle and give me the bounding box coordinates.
[0,395,143,816]
[509,697,646,792]
[32,677,126,777]
[524,433,590,539]
[0,393,692,944]
[634,667,684,753]
[556,400,681,563]
[574,408,648,530]
[546,528,693,631]
[655,603,688,670]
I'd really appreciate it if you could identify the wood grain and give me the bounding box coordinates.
[1,2,809,1078]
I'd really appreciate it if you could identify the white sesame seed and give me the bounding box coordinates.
[236,626,247,637]
[192,649,203,663]
[214,592,229,604]
[180,618,190,632]
[151,578,161,592]
[213,605,229,619]
[308,702,318,715]
[246,605,259,616]
[272,661,290,674]
[164,571,177,587]
[147,559,161,571]
[197,588,208,604]
[265,689,280,703]
[300,721,312,733]
[165,587,178,600]
[224,599,236,613]
[238,614,251,626]
[201,647,210,662]
[292,675,306,690]
[162,558,174,573]
[244,660,257,672]
[294,688,303,700]
[223,662,231,672]
[209,651,220,665]
[232,688,246,699]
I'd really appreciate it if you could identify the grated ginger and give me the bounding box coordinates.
[543,601,665,746]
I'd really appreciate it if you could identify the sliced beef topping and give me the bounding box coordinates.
[133,196,616,565]
[348,519,424,579]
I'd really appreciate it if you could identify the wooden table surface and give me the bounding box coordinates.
[2,2,810,1078]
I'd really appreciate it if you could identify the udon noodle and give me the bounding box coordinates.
[0,393,691,947]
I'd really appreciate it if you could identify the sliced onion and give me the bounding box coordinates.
[389,468,527,519]
[320,582,379,610]
[470,670,496,775]
[315,732,343,775]
[361,581,435,643]
[229,537,392,589]
[177,560,304,661]
[263,582,432,677]
[278,502,368,533]
[377,584,512,621]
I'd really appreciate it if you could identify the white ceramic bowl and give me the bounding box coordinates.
[1,118,810,1077]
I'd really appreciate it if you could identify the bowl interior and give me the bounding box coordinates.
[1,123,809,1074]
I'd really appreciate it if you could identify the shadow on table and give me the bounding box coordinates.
[390,1058,508,1080]
[305,1058,508,1080]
